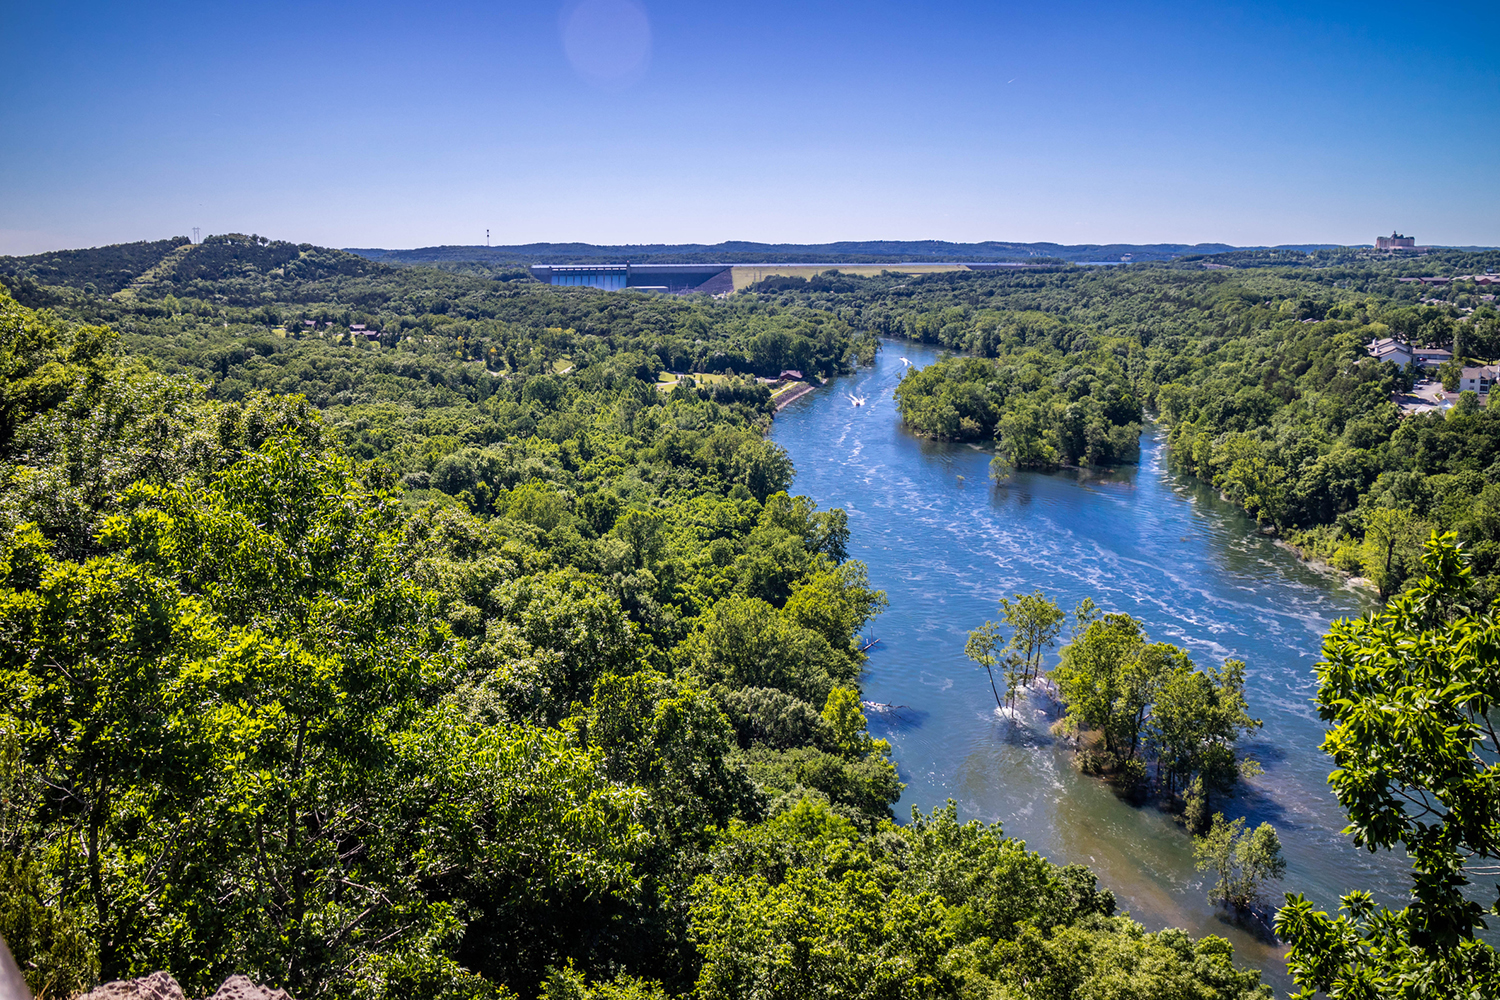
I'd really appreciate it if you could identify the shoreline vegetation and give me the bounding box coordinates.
[1,236,1496,998]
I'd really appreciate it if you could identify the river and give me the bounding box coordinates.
[769,339,1408,994]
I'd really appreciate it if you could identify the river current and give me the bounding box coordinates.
[769,339,1409,993]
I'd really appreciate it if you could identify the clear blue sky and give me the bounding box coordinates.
[1,1,1495,254]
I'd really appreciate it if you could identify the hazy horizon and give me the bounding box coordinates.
[3,0,1496,256]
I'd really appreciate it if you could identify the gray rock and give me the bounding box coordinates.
[76,973,185,1000]
[202,976,292,1000]
[72,973,294,1000]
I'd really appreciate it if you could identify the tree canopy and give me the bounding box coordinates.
[1276,533,1500,998]
[0,270,1275,1000]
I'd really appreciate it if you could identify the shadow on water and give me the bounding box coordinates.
[769,340,1414,996]
[863,702,929,732]
[1211,909,1284,947]
[1221,783,1302,835]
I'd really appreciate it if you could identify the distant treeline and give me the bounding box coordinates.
[342,238,1256,266]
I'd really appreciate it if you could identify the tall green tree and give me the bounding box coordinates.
[1194,814,1286,914]
[1052,613,1161,760]
[964,619,1009,711]
[998,589,1066,687]
[966,590,1063,713]
[1276,533,1500,998]
[1151,657,1262,801]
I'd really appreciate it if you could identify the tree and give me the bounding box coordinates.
[1276,533,1500,998]
[1151,658,1262,803]
[1438,358,1463,392]
[1194,814,1286,914]
[1237,823,1288,910]
[782,562,887,655]
[1360,506,1431,599]
[682,595,849,707]
[1052,613,1159,760]
[967,591,1063,715]
[567,670,758,846]
[821,686,876,760]
[964,620,1008,711]
[1195,814,1243,911]
[997,590,1065,688]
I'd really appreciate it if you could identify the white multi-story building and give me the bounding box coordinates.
[1459,366,1500,394]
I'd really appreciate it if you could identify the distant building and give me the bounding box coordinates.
[1460,365,1499,394]
[778,370,804,381]
[1376,232,1416,250]
[1413,347,1453,368]
[527,261,1040,295]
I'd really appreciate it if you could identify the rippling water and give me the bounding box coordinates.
[770,340,1407,993]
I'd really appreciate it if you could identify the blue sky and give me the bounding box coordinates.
[1,1,1495,254]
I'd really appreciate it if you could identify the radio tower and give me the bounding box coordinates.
[192,227,200,244]
[486,228,490,247]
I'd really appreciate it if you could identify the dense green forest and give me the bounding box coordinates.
[0,241,1280,1000]
[4,235,1498,1000]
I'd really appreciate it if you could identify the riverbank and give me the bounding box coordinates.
[772,381,818,410]
[1273,537,1379,593]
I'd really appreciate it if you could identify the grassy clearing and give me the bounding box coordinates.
[729,263,969,291]
[656,371,733,390]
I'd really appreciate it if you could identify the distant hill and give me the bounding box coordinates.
[0,236,192,294]
[0,235,380,302]
[7,239,1493,305]
[345,239,1348,266]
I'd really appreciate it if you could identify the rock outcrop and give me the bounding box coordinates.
[203,976,291,1000]
[76,972,185,1000]
[74,973,291,1000]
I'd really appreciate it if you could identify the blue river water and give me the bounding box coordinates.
[770,339,1408,994]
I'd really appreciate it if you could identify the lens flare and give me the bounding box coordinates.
[561,0,651,85]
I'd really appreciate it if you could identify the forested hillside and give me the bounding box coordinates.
[345,239,1256,266]
[0,242,1273,1000]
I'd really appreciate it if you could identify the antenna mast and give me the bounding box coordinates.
[486,228,490,247]
[192,227,200,244]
